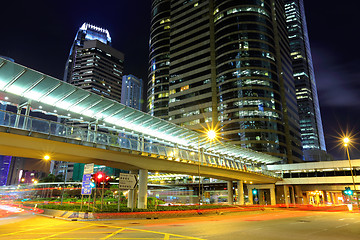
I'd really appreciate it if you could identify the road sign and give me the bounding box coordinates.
[84,163,94,174]
[81,173,92,195]
[118,173,138,189]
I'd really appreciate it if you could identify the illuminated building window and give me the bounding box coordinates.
[180,85,189,91]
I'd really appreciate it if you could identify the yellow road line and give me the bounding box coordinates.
[36,224,92,240]
[119,227,205,240]
[88,224,205,240]
[0,222,66,237]
[164,233,170,240]
[101,227,125,239]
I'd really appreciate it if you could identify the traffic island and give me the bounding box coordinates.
[37,205,265,220]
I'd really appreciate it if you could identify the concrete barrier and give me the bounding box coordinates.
[41,209,94,219]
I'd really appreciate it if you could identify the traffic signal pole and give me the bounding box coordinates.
[101,178,105,211]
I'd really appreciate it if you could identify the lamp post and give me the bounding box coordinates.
[198,129,217,209]
[60,161,68,205]
[343,137,360,211]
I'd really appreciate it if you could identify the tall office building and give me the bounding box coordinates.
[148,0,303,163]
[59,23,125,181]
[284,0,326,160]
[121,74,143,110]
[64,23,124,102]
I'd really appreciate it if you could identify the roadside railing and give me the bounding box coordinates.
[0,109,280,178]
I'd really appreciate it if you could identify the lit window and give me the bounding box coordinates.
[180,85,189,91]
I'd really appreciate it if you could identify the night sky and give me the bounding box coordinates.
[1,0,359,160]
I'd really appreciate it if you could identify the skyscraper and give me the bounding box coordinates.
[148,0,303,163]
[64,23,124,102]
[59,23,125,181]
[121,74,143,110]
[284,0,326,160]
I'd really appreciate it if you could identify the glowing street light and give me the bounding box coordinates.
[207,129,216,140]
[342,136,360,211]
[198,129,218,209]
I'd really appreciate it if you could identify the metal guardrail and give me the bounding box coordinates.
[0,109,280,179]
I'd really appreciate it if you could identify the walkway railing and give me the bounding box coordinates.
[0,109,280,179]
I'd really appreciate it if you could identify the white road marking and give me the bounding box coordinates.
[335,224,349,228]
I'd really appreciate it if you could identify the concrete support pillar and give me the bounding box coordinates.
[127,189,135,209]
[137,169,148,209]
[290,186,295,205]
[323,191,327,205]
[227,181,233,205]
[270,185,276,206]
[294,186,303,204]
[259,190,265,205]
[283,185,289,206]
[330,192,335,205]
[248,186,253,205]
[127,171,137,209]
[237,180,244,205]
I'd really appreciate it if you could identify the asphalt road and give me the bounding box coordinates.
[0,209,359,239]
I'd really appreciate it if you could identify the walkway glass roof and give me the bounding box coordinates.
[0,57,281,164]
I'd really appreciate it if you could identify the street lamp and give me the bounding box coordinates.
[207,130,216,141]
[343,137,360,211]
[198,128,218,209]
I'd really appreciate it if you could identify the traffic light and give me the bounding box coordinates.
[104,176,111,188]
[92,172,111,188]
[90,174,96,188]
[252,189,258,195]
[344,187,353,196]
[93,172,105,187]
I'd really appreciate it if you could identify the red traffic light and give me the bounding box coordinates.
[97,173,104,180]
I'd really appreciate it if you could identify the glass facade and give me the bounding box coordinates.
[63,23,124,103]
[148,0,171,119]
[121,75,143,110]
[148,0,303,163]
[284,0,326,153]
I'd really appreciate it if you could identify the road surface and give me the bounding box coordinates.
[0,209,359,239]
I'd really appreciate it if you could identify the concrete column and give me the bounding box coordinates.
[259,190,265,205]
[270,185,276,206]
[127,189,135,208]
[295,186,303,204]
[290,186,295,205]
[283,185,289,206]
[227,181,233,205]
[137,169,148,209]
[248,187,253,205]
[127,171,137,209]
[330,192,335,205]
[237,180,244,205]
